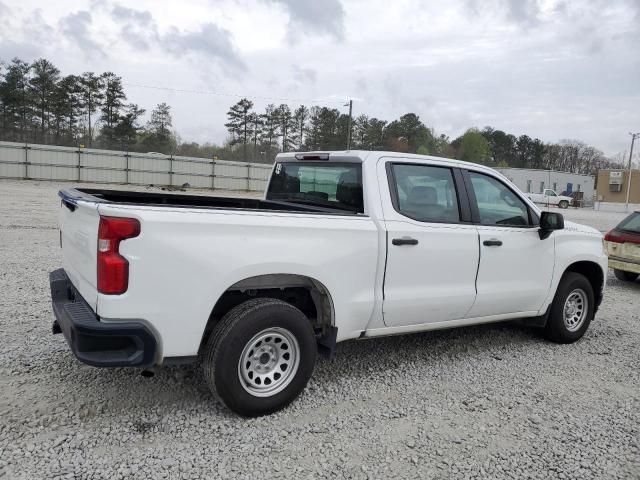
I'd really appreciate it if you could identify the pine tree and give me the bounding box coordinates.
[29,58,60,142]
[248,112,263,161]
[0,58,32,140]
[114,104,145,149]
[79,72,104,147]
[148,102,172,137]
[275,104,295,152]
[63,75,83,144]
[260,104,278,160]
[292,105,309,150]
[224,98,254,161]
[100,72,126,146]
[143,102,174,152]
[50,75,81,143]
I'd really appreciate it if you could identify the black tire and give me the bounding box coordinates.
[559,200,569,209]
[202,298,317,417]
[614,269,639,282]
[544,272,594,343]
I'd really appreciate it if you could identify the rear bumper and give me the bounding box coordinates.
[49,268,157,367]
[608,257,640,274]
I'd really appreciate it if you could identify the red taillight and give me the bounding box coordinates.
[97,216,140,294]
[604,229,640,245]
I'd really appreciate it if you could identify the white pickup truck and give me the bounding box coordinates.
[51,151,607,416]
[527,189,573,209]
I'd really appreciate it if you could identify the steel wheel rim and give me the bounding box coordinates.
[563,288,587,332]
[238,327,300,397]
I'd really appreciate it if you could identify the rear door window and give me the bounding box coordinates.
[389,163,460,223]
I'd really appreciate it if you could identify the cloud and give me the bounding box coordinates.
[58,11,105,58]
[160,23,245,71]
[267,0,345,40]
[22,9,55,45]
[463,0,548,27]
[110,4,157,50]
[291,64,317,84]
[0,2,10,34]
[0,39,40,61]
[0,1,9,17]
[504,0,541,26]
[111,4,153,25]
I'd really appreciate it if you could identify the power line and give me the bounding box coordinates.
[123,82,349,106]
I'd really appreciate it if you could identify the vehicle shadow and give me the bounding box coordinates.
[39,319,546,418]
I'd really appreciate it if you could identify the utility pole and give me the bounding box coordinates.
[625,132,640,212]
[344,100,353,150]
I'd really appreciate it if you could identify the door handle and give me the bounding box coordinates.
[392,237,419,246]
[483,239,503,247]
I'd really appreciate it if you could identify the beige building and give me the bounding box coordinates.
[596,169,640,211]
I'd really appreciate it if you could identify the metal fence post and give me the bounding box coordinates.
[211,160,215,190]
[77,148,81,181]
[23,143,29,179]
[125,152,130,184]
[247,163,251,191]
[169,155,173,187]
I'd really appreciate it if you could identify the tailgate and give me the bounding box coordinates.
[59,192,100,311]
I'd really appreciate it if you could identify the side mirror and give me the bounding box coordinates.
[539,211,564,240]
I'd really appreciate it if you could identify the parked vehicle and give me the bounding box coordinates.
[604,211,640,282]
[527,189,572,209]
[50,151,607,416]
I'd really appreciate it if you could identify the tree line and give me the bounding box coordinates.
[1,56,622,174]
[224,99,623,174]
[0,57,174,153]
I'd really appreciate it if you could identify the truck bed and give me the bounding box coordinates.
[61,188,345,214]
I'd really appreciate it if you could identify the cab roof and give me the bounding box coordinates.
[276,150,500,176]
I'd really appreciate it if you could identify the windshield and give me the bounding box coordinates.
[617,212,640,233]
[267,162,364,213]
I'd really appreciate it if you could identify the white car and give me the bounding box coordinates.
[51,151,607,416]
[527,189,572,209]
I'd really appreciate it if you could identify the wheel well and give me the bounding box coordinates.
[565,261,604,311]
[198,274,334,354]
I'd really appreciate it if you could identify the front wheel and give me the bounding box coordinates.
[614,269,639,282]
[544,272,594,343]
[558,200,569,209]
[202,298,317,417]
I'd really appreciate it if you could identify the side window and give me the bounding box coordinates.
[468,172,531,227]
[546,189,557,197]
[390,164,460,223]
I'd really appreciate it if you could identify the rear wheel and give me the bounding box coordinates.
[202,298,317,417]
[614,269,639,282]
[544,272,594,343]
[558,200,569,209]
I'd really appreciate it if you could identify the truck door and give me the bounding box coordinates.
[379,159,479,327]
[464,170,554,317]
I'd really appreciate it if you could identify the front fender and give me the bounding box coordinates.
[539,228,607,314]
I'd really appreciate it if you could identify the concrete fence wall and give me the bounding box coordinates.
[0,141,273,192]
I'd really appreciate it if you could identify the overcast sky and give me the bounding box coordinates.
[1,0,638,157]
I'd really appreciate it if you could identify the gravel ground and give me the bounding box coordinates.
[0,179,639,479]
